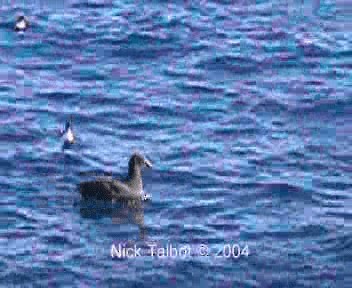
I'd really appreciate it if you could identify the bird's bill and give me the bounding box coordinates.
[144,159,152,168]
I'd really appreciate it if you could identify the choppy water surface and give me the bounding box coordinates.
[0,0,351,287]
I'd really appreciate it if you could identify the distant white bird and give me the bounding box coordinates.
[15,16,29,32]
[62,117,75,144]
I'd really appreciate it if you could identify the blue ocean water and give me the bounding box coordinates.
[0,0,351,286]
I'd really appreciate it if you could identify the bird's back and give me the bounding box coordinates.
[79,179,138,200]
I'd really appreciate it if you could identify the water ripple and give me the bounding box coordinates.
[1,0,351,286]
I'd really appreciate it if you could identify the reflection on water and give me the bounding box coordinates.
[79,198,147,239]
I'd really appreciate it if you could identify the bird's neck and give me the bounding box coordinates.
[129,168,143,190]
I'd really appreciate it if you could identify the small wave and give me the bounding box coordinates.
[257,182,313,202]
[178,81,224,94]
[71,1,113,9]
[213,124,259,138]
[248,29,288,41]
[296,37,332,58]
[15,208,39,224]
[110,46,176,59]
[195,55,260,74]
[326,211,352,221]
[261,52,299,70]
[250,98,289,115]
[35,91,78,100]
[94,31,181,59]
[336,49,352,57]
[43,235,73,246]
[292,98,352,115]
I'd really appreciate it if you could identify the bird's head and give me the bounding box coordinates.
[128,152,152,176]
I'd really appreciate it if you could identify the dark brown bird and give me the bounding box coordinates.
[79,153,152,201]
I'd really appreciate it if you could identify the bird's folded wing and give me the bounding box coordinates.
[109,180,132,198]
